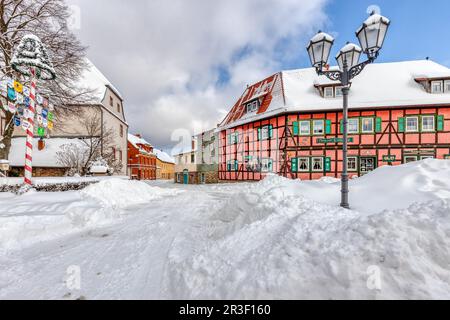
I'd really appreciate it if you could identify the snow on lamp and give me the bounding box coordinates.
[356,12,390,60]
[10,34,56,188]
[307,31,335,69]
[336,42,362,71]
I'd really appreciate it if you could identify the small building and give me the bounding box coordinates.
[154,148,175,180]
[218,60,450,182]
[127,133,156,180]
[174,129,219,184]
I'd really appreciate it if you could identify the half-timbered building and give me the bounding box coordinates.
[218,60,450,181]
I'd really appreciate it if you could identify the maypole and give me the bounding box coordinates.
[11,35,56,188]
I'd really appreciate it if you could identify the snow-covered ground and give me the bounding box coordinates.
[0,159,449,300]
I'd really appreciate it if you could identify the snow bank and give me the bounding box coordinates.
[168,160,450,299]
[80,179,182,209]
[0,179,183,251]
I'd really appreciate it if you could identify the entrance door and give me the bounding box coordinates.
[183,170,189,184]
[360,157,376,175]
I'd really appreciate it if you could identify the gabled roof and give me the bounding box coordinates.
[219,60,450,130]
[128,133,152,148]
[76,59,123,104]
[153,148,175,164]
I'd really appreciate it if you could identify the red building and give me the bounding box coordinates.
[128,133,157,180]
[218,60,450,181]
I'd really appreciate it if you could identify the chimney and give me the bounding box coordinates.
[135,133,142,138]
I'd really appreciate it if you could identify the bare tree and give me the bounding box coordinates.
[56,110,122,176]
[0,0,89,160]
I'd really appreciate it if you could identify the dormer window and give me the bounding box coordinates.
[335,86,343,97]
[431,81,443,93]
[324,87,334,98]
[445,80,450,92]
[246,100,259,113]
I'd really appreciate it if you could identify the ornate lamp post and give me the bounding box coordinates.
[307,12,390,209]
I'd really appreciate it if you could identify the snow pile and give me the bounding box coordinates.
[80,179,182,209]
[168,160,450,299]
[0,179,183,251]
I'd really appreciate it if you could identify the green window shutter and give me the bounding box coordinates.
[291,157,298,173]
[234,160,239,171]
[437,115,445,131]
[325,157,332,172]
[257,128,261,140]
[227,162,231,171]
[376,117,382,133]
[398,117,405,133]
[293,122,299,136]
[269,125,273,139]
[268,160,273,172]
[325,120,332,135]
[340,120,344,134]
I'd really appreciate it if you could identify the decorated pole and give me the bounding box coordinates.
[11,34,56,188]
[23,68,37,186]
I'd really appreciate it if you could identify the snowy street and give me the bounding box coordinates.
[1,160,450,300]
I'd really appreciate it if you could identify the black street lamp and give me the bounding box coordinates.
[306,12,390,209]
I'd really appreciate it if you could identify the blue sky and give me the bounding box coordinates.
[294,0,450,69]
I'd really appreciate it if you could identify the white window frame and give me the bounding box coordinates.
[335,86,343,97]
[311,157,324,172]
[445,80,450,93]
[298,157,310,172]
[246,100,259,113]
[229,132,239,145]
[405,116,419,132]
[431,80,443,94]
[260,125,271,140]
[404,156,418,164]
[312,120,325,135]
[348,118,360,134]
[347,156,358,172]
[361,117,374,133]
[324,87,334,98]
[299,120,311,136]
[261,158,273,173]
[421,115,435,132]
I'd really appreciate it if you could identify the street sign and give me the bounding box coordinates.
[38,127,45,137]
[382,155,396,162]
[317,137,354,144]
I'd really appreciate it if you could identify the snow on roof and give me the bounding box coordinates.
[8,138,86,168]
[153,148,175,164]
[219,60,450,129]
[76,59,123,104]
[128,133,152,148]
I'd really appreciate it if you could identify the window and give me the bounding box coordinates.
[298,157,309,172]
[348,157,358,172]
[260,125,272,140]
[120,124,124,137]
[445,80,450,92]
[110,96,114,106]
[406,116,419,132]
[246,100,259,113]
[421,115,435,132]
[324,87,334,98]
[191,153,195,163]
[117,103,121,113]
[348,118,359,134]
[444,155,450,160]
[299,121,311,136]
[261,159,273,173]
[361,118,374,133]
[227,160,238,172]
[311,157,324,172]
[431,81,443,93]
[229,132,239,144]
[313,120,324,135]
[404,156,418,164]
[335,86,343,97]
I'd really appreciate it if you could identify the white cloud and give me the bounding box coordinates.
[67,0,329,149]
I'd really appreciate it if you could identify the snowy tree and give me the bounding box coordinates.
[56,111,122,176]
[0,0,89,160]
